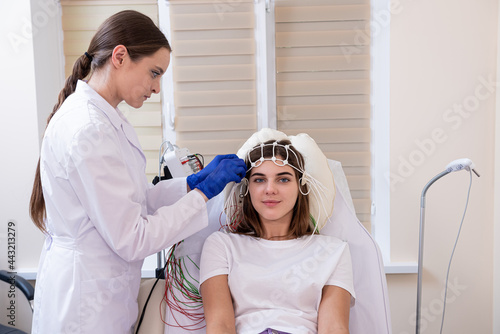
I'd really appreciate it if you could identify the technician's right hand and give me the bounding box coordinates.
[186,154,240,191]
[194,157,246,200]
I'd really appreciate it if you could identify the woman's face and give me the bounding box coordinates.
[248,160,299,227]
[118,47,170,108]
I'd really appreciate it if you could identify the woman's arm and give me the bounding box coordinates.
[317,285,351,334]
[200,275,236,334]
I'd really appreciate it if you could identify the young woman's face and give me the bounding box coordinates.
[119,47,170,108]
[248,160,299,227]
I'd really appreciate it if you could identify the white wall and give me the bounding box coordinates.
[494,5,500,329]
[31,0,65,143]
[0,0,63,276]
[388,0,497,333]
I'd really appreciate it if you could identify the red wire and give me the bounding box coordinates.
[161,243,206,330]
[161,190,243,330]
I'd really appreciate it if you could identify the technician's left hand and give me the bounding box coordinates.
[187,154,241,190]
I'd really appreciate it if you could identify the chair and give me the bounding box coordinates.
[135,160,392,334]
[0,270,34,334]
[321,160,392,334]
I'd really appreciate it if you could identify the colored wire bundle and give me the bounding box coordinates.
[162,242,206,330]
[181,154,204,174]
[222,188,245,232]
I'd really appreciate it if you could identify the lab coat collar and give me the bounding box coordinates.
[75,80,145,156]
[75,80,123,130]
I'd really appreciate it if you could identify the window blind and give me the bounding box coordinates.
[274,0,371,229]
[60,0,161,181]
[167,0,258,162]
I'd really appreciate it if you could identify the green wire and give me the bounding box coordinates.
[168,248,203,307]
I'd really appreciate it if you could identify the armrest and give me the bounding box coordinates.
[0,270,35,301]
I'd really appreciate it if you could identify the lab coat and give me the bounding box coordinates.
[31,81,208,334]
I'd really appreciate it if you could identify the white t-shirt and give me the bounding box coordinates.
[200,231,355,334]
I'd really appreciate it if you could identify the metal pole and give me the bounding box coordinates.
[416,170,449,334]
[156,249,166,279]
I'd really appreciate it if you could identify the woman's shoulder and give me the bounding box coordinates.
[203,231,243,255]
[205,231,255,249]
[47,94,111,139]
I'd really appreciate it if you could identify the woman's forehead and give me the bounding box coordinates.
[249,160,295,176]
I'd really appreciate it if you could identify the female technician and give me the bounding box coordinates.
[28,10,246,334]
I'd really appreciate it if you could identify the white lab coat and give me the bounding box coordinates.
[31,81,208,334]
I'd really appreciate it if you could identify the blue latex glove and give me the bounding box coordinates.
[194,157,247,200]
[187,154,241,190]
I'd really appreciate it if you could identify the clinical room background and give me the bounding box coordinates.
[0,0,498,333]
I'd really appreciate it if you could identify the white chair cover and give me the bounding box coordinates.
[321,160,392,334]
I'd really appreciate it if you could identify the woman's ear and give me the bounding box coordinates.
[111,45,128,68]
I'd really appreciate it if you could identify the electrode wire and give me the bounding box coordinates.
[439,169,473,334]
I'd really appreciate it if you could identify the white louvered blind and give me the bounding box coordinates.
[274,0,371,230]
[60,1,162,181]
[167,0,258,162]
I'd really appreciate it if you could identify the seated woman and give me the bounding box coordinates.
[199,129,355,334]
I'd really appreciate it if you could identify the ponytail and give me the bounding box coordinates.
[48,55,92,123]
[29,54,92,234]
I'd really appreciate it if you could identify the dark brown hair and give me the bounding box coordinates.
[234,139,313,239]
[30,10,171,233]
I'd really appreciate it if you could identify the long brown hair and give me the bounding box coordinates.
[30,10,171,233]
[234,139,313,239]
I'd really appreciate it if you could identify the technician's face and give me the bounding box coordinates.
[248,160,299,227]
[121,47,170,109]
